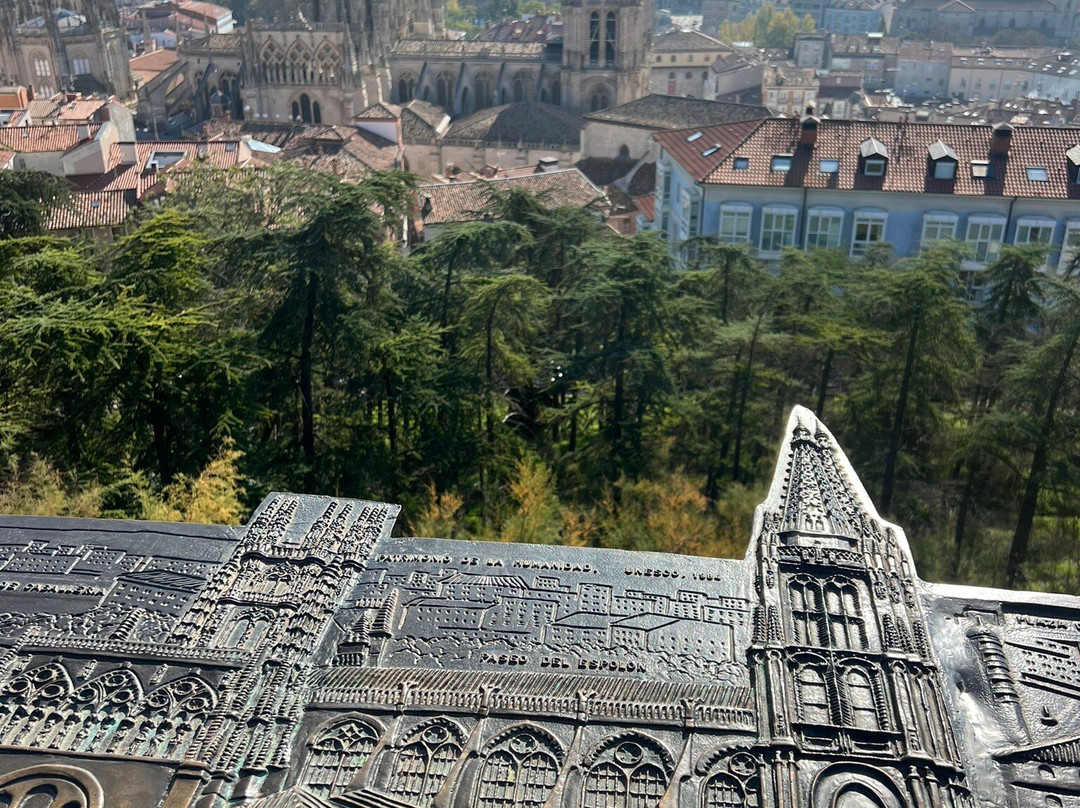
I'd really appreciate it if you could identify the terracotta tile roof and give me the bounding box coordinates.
[26,98,62,119]
[201,121,398,174]
[400,101,449,141]
[661,117,1080,199]
[0,150,14,167]
[651,29,730,52]
[0,124,98,153]
[584,94,769,130]
[56,98,109,122]
[632,193,655,221]
[357,102,401,120]
[575,156,638,186]
[47,190,136,231]
[130,49,181,83]
[69,140,250,194]
[653,119,766,181]
[419,168,606,225]
[627,161,656,197]
[444,102,581,148]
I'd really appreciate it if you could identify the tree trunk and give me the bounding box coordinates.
[716,344,744,480]
[1007,326,1080,586]
[880,319,920,514]
[300,269,319,488]
[815,347,833,418]
[732,311,764,484]
[385,373,398,457]
[952,459,976,579]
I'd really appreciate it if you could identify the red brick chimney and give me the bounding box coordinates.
[991,122,1013,157]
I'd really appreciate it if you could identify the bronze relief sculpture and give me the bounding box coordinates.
[0,406,1070,808]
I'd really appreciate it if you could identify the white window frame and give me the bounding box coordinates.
[851,209,887,257]
[1059,219,1080,273]
[805,206,844,250]
[920,212,958,248]
[964,215,1006,265]
[718,202,752,244]
[1014,216,1055,246]
[863,158,886,177]
[759,204,798,255]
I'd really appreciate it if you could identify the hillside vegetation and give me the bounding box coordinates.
[2,167,1080,593]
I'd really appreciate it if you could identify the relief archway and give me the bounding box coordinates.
[0,764,103,808]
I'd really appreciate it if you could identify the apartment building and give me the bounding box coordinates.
[653,116,1080,299]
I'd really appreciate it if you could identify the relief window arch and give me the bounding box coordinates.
[793,661,831,725]
[842,666,881,731]
[300,717,381,798]
[702,773,749,808]
[475,727,562,808]
[788,576,867,650]
[582,737,672,808]
[388,720,464,804]
[589,12,601,65]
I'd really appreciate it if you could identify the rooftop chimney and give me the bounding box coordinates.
[119,142,138,165]
[76,123,91,142]
[800,110,819,147]
[991,122,1012,156]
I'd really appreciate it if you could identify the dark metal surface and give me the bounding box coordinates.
[0,406,1073,808]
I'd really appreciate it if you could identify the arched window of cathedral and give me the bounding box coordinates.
[551,80,561,106]
[582,737,671,808]
[221,608,273,648]
[31,52,51,78]
[475,727,561,808]
[512,71,531,102]
[702,774,744,808]
[0,663,74,747]
[261,41,286,84]
[292,101,301,121]
[794,663,831,724]
[313,101,322,124]
[315,41,340,84]
[388,720,463,803]
[436,71,455,109]
[605,12,617,66]
[474,73,493,110]
[843,667,881,731]
[219,72,235,98]
[618,144,630,158]
[398,73,417,102]
[122,676,216,758]
[67,668,143,753]
[589,86,611,112]
[300,93,313,123]
[589,12,601,65]
[287,41,313,84]
[299,717,381,797]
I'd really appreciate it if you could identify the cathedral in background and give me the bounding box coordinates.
[180,0,653,126]
[0,0,132,99]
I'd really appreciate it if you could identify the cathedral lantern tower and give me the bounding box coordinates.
[747,407,970,808]
[560,0,652,112]
[0,0,130,97]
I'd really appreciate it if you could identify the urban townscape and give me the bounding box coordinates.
[7,0,1080,806]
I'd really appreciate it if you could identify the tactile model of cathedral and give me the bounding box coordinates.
[0,405,1074,808]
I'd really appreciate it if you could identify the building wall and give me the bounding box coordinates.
[582,119,655,159]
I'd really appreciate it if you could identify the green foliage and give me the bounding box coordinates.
[0,171,72,239]
[7,165,1080,597]
[719,2,814,47]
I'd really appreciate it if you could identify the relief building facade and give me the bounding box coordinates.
[0,405,1074,808]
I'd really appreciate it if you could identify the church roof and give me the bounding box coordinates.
[417,168,605,224]
[444,101,581,147]
[584,94,769,131]
[651,29,731,52]
[390,39,545,59]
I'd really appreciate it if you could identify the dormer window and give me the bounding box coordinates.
[859,137,888,177]
[933,161,956,180]
[971,160,992,179]
[863,158,886,177]
[771,154,793,172]
[928,140,958,180]
[1067,144,1080,182]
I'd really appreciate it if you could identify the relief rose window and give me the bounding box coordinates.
[300,717,381,797]
[476,729,561,808]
